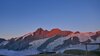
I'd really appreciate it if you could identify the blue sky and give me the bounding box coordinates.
[0,0,100,39]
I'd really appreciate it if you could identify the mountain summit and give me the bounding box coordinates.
[21,28,73,40]
[3,28,99,41]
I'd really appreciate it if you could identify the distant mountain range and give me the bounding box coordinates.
[0,28,100,56]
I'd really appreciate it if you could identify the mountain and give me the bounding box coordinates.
[33,28,73,38]
[0,38,6,43]
[0,28,100,56]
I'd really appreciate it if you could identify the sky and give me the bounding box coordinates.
[0,0,100,39]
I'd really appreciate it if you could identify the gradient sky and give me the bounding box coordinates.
[0,0,100,39]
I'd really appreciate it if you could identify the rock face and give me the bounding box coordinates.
[18,28,72,40]
[0,28,100,52]
[53,36,80,51]
[33,28,72,38]
[0,38,6,43]
[91,31,100,41]
[34,28,49,38]
[37,35,61,51]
